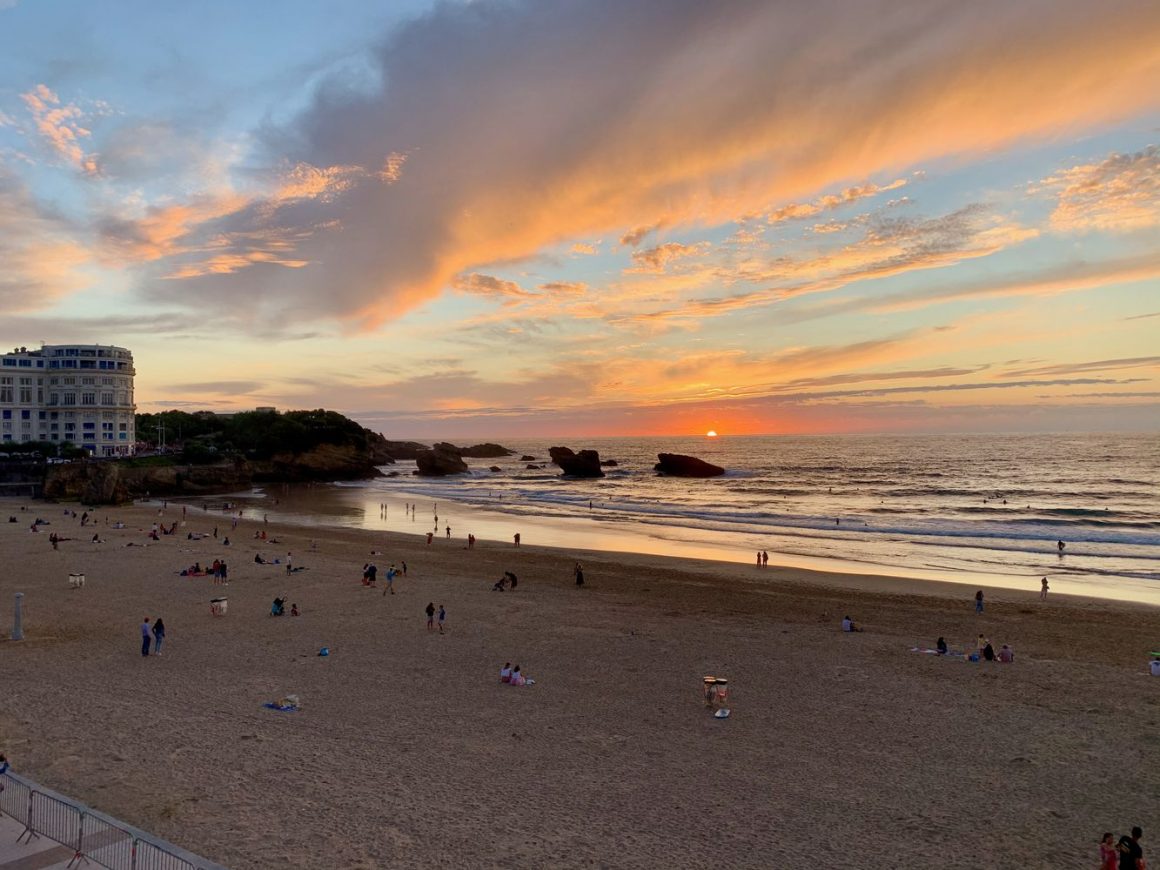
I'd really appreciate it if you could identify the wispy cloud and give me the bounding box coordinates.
[20,84,99,175]
[1042,145,1160,232]
[116,0,1160,328]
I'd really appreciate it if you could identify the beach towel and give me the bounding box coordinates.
[262,702,299,712]
[909,647,965,658]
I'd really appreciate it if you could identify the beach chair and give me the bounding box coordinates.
[210,597,228,616]
[68,573,85,589]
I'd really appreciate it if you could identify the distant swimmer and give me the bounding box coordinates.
[1057,540,1066,552]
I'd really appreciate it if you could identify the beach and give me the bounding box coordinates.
[1,497,1157,869]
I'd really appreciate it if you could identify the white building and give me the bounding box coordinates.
[0,344,136,456]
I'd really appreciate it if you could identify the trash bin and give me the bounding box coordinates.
[68,573,85,589]
[210,597,228,616]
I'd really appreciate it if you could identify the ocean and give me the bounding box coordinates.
[240,433,1159,603]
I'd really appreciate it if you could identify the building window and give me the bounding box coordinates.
[101,392,113,404]
[81,393,95,406]
[63,393,75,406]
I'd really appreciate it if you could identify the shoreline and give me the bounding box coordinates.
[150,482,1160,606]
[3,496,1159,868]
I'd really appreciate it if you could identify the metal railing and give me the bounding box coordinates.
[0,771,226,870]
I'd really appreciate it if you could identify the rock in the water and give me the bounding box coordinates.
[549,446,605,478]
[459,443,515,458]
[415,443,469,476]
[488,465,502,472]
[380,440,432,461]
[519,455,536,462]
[654,453,725,477]
[600,459,618,467]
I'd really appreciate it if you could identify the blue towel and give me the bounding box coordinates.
[262,703,298,712]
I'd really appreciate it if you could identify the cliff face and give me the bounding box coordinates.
[252,442,384,482]
[44,441,384,504]
[44,460,254,504]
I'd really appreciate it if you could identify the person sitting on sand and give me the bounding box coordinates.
[510,665,525,686]
[254,553,265,564]
[998,644,1014,663]
[936,637,948,655]
[271,598,286,617]
[500,662,512,683]
[841,616,863,633]
[506,571,517,591]
[983,641,996,662]
[492,575,507,591]
[291,603,299,617]
[91,533,104,543]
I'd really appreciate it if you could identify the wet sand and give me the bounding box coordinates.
[1,498,1157,868]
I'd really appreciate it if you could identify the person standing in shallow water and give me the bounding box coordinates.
[1041,577,1049,599]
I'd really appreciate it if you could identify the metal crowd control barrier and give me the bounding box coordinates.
[0,771,225,869]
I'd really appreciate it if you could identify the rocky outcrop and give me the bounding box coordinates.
[45,459,255,504]
[415,443,469,476]
[654,453,725,478]
[458,443,514,458]
[488,465,502,472]
[549,446,605,478]
[379,440,431,461]
[600,459,619,467]
[252,442,383,482]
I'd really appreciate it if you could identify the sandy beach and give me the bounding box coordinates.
[1,497,1157,869]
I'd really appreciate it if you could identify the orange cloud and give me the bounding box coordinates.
[1041,145,1160,232]
[20,84,99,175]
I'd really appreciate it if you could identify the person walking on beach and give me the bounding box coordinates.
[514,532,520,547]
[762,550,768,566]
[975,589,984,613]
[426,531,433,545]
[140,617,152,657]
[438,604,446,634]
[285,552,293,576]
[1117,826,1143,869]
[152,618,166,656]
[383,564,397,596]
[1040,577,1049,599]
[426,601,436,631]
[446,524,451,539]
[574,562,585,588]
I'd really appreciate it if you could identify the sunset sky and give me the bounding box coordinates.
[1,0,1158,438]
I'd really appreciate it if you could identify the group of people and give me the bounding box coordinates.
[139,617,166,656]
[499,662,532,686]
[492,571,518,591]
[755,550,769,566]
[425,602,446,633]
[270,597,299,617]
[1101,827,1144,869]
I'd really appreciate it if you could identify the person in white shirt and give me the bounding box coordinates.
[500,663,512,683]
[841,616,863,633]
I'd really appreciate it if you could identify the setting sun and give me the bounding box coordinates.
[706,430,718,438]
